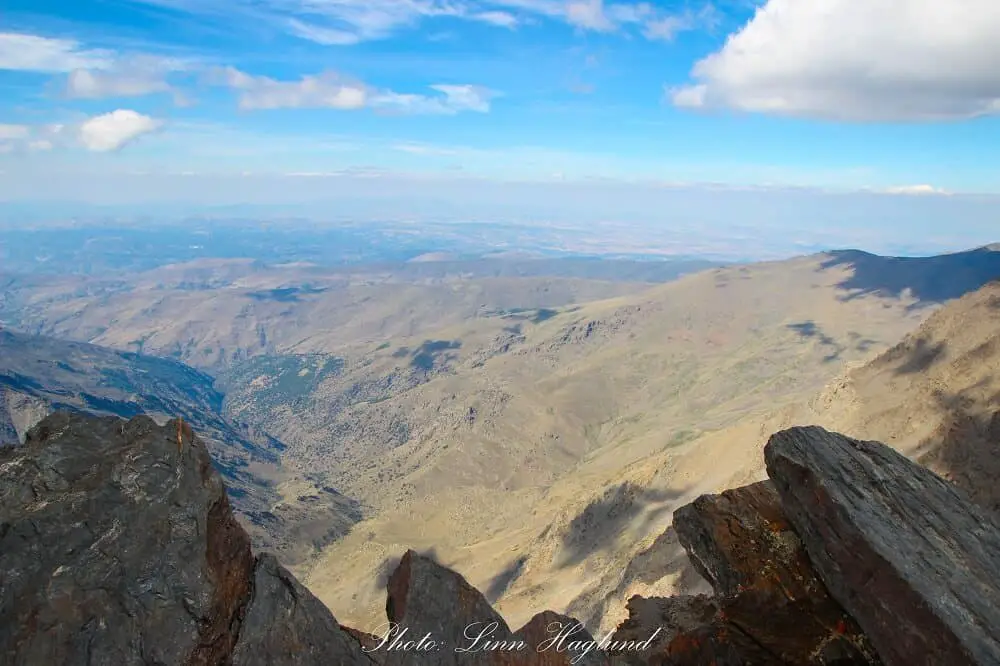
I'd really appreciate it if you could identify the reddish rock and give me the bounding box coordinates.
[672,480,877,664]
[506,610,608,665]
[607,595,718,665]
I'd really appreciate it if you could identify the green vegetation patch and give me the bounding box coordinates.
[224,353,344,406]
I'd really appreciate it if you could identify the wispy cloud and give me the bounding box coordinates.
[0,32,193,102]
[65,55,190,101]
[122,0,716,45]
[0,32,114,72]
[209,66,496,114]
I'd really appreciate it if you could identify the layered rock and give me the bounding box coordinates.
[765,426,1000,666]
[610,481,877,665]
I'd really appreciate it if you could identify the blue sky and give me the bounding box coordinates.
[0,0,998,254]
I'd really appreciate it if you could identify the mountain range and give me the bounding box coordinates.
[1,242,999,638]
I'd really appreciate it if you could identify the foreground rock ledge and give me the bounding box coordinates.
[6,412,1000,665]
[0,412,373,666]
[765,426,1000,666]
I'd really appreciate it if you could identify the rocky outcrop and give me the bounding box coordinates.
[232,554,374,665]
[0,411,371,666]
[612,481,877,665]
[613,425,1000,666]
[382,550,608,665]
[4,411,1000,666]
[765,426,1000,666]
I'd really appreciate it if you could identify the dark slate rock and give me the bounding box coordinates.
[232,553,375,665]
[379,550,605,665]
[0,411,254,666]
[765,426,1000,666]
[0,410,373,666]
[382,549,514,665]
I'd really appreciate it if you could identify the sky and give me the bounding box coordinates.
[1,0,999,253]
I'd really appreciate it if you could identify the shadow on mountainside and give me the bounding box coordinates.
[556,483,692,569]
[820,247,1000,307]
[879,332,1000,515]
[563,524,711,631]
[918,384,1000,517]
[484,555,528,604]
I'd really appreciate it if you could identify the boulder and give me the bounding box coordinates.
[765,426,1000,666]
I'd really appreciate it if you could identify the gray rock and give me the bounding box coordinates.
[0,411,372,666]
[765,426,1000,666]
[232,553,375,665]
[378,550,607,665]
[0,411,254,666]
[382,549,513,665]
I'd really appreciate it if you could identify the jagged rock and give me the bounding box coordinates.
[232,553,375,665]
[765,426,1000,666]
[508,610,609,665]
[0,411,371,666]
[0,412,255,665]
[623,481,877,665]
[381,551,606,665]
[383,549,513,665]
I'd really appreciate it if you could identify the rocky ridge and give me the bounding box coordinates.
[4,412,1000,665]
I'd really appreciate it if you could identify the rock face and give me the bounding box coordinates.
[765,426,1000,666]
[381,550,608,666]
[614,481,877,665]
[0,411,371,666]
[232,554,374,665]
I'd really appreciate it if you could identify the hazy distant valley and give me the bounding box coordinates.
[3,222,1000,637]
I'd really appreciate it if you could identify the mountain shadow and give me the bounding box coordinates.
[820,246,1000,307]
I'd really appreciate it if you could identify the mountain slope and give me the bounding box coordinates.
[0,328,360,565]
[0,258,663,371]
[301,247,1000,633]
[494,276,1000,637]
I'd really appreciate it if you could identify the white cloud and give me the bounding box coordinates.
[671,0,1000,121]
[881,184,951,196]
[77,110,162,151]
[67,68,170,99]
[0,123,68,153]
[211,67,495,114]
[0,32,114,72]
[566,0,615,31]
[287,19,364,45]
[473,10,518,28]
[0,32,189,101]
[213,67,368,110]
[0,114,159,153]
